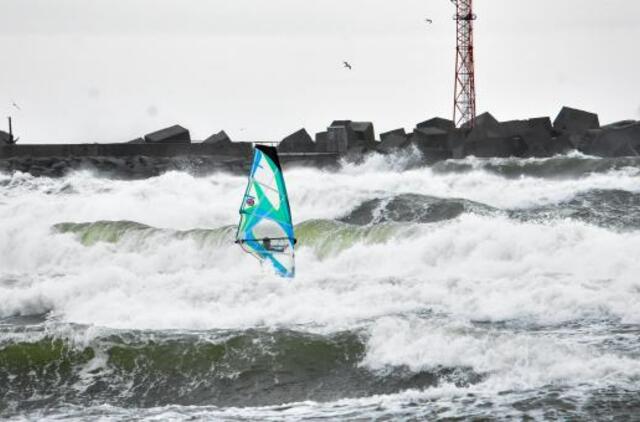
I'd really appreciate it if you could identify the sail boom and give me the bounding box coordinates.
[236,237,295,242]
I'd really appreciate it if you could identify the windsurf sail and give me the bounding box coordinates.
[235,145,296,278]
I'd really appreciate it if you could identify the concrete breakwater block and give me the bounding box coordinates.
[416,117,455,132]
[448,130,467,159]
[279,128,315,153]
[203,130,232,144]
[410,127,453,161]
[411,127,449,149]
[523,117,573,157]
[453,115,573,158]
[588,122,640,157]
[0,130,12,145]
[500,117,570,157]
[560,120,640,157]
[501,117,552,137]
[465,137,528,158]
[325,121,353,153]
[564,129,599,153]
[545,136,573,157]
[320,120,377,153]
[5,109,640,165]
[378,129,409,154]
[349,121,376,145]
[553,106,600,133]
[466,112,503,141]
[380,128,406,142]
[202,130,251,155]
[601,120,637,130]
[453,113,524,158]
[314,132,328,152]
[144,125,191,144]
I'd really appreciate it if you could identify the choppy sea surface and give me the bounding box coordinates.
[1,151,640,420]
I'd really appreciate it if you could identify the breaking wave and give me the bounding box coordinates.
[0,327,484,414]
[2,152,640,419]
[432,152,640,179]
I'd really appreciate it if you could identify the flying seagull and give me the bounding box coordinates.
[11,100,20,110]
[425,18,433,24]
[343,61,352,70]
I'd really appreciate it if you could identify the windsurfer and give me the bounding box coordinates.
[235,144,296,278]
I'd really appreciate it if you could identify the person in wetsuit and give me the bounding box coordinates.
[263,238,272,251]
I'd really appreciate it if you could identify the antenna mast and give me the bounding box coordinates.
[452,0,477,128]
[8,117,13,143]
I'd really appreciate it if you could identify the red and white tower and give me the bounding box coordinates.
[452,0,477,128]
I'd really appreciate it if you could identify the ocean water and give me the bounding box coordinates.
[1,151,640,420]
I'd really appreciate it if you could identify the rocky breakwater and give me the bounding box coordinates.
[0,125,338,178]
[278,107,638,161]
[1,106,639,178]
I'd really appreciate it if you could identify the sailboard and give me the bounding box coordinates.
[235,144,296,278]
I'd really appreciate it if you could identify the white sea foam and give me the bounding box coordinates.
[363,316,640,391]
[0,211,637,331]
[1,157,639,403]
[1,157,639,328]
[2,153,639,231]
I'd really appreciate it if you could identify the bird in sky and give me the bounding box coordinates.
[343,61,352,70]
[425,18,433,24]
[11,100,20,110]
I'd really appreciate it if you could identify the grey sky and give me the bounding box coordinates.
[1,0,639,142]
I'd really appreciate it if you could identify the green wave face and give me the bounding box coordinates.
[54,221,153,246]
[0,329,480,414]
[52,187,640,261]
[49,193,496,260]
[53,219,413,260]
[54,221,237,248]
[295,220,410,259]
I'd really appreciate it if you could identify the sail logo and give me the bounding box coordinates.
[246,196,256,206]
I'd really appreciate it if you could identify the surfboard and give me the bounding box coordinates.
[235,145,296,278]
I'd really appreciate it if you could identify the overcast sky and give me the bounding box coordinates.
[1,0,639,143]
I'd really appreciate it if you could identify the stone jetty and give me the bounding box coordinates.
[1,106,639,177]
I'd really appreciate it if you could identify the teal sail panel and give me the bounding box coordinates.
[236,145,296,278]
